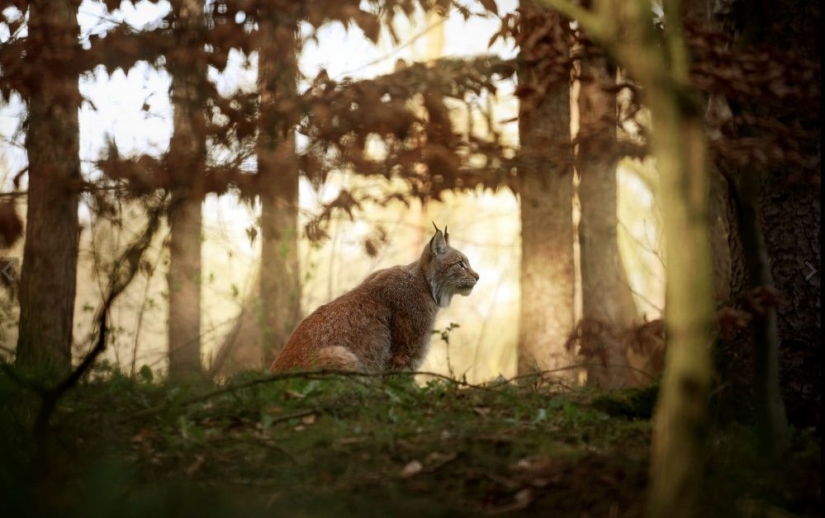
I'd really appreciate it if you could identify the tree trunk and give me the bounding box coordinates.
[719,0,812,449]
[257,11,301,364]
[631,5,715,517]
[761,172,820,430]
[753,0,820,433]
[16,0,81,377]
[576,55,638,389]
[517,3,576,380]
[166,0,206,383]
[727,169,790,457]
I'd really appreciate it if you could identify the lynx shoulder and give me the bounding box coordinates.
[270,226,479,372]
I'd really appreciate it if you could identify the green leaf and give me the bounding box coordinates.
[139,365,154,383]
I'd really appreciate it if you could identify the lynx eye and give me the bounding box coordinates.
[457,260,466,269]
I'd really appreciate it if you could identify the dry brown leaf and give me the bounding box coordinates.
[185,455,206,476]
[301,414,317,426]
[283,390,305,400]
[474,406,491,417]
[400,460,423,478]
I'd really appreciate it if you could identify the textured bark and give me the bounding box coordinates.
[720,0,816,440]
[257,11,301,364]
[755,0,820,432]
[166,0,206,383]
[577,56,638,389]
[517,5,576,379]
[15,0,81,376]
[761,173,820,429]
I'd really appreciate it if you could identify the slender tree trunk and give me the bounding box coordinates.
[631,5,715,516]
[16,0,81,377]
[517,3,576,380]
[257,11,301,364]
[576,54,637,389]
[166,0,206,383]
[728,169,790,456]
[644,72,713,518]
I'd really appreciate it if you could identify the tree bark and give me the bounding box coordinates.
[576,54,638,389]
[166,0,207,383]
[517,4,576,380]
[719,0,812,449]
[761,172,820,430]
[753,0,820,432]
[16,0,81,377]
[257,10,301,364]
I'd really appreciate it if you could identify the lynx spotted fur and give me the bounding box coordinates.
[270,226,479,372]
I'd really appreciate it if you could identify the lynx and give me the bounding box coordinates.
[270,225,479,372]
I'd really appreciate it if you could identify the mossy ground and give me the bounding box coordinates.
[0,364,819,517]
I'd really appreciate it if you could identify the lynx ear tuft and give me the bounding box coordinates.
[430,225,449,256]
[431,222,450,245]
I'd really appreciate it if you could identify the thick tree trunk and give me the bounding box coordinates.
[754,0,820,432]
[517,4,576,380]
[16,0,81,376]
[257,13,301,364]
[166,0,206,383]
[761,173,820,429]
[576,55,638,389]
[718,0,813,446]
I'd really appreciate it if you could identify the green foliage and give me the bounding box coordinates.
[591,385,660,420]
[0,366,818,517]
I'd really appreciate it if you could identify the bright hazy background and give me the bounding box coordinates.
[0,0,663,382]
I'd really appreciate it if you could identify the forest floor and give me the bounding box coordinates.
[0,364,820,518]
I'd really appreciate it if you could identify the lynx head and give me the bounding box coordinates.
[422,224,480,308]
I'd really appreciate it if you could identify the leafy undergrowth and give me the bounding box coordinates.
[0,365,819,518]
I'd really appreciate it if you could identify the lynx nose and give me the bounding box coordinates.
[466,267,479,284]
